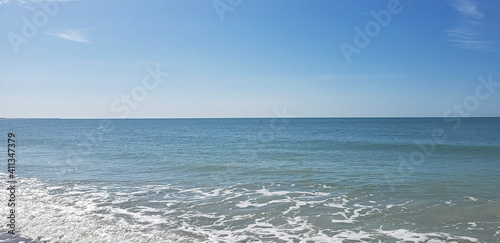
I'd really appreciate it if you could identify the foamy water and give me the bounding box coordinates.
[2,175,498,242]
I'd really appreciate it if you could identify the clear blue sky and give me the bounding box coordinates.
[1,0,499,118]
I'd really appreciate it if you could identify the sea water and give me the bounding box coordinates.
[0,118,499,242]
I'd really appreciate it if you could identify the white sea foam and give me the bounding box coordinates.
[377,229,480,243]
[0,174,489,243]
[468,222,477,227]
[386,200,410,209]
[325,202,345,208]
[465,196,479,202]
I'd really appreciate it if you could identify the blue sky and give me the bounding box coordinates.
[1,0,499,118]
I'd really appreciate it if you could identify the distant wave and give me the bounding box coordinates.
[325,141,500,157]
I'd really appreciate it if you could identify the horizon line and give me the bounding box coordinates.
[1,116,499,119]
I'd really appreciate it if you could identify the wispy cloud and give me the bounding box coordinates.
[318,74,404,81]
[446,28,496,50]
[446,0,499,51]
[451,0,484,19]
[46,30,89,43]
[0,0,76,7]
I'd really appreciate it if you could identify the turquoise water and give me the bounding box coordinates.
[1,118,499,242]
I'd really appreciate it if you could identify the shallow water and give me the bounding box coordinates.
[1,118,499,242]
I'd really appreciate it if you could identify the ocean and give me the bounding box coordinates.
[1,118,499,242]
